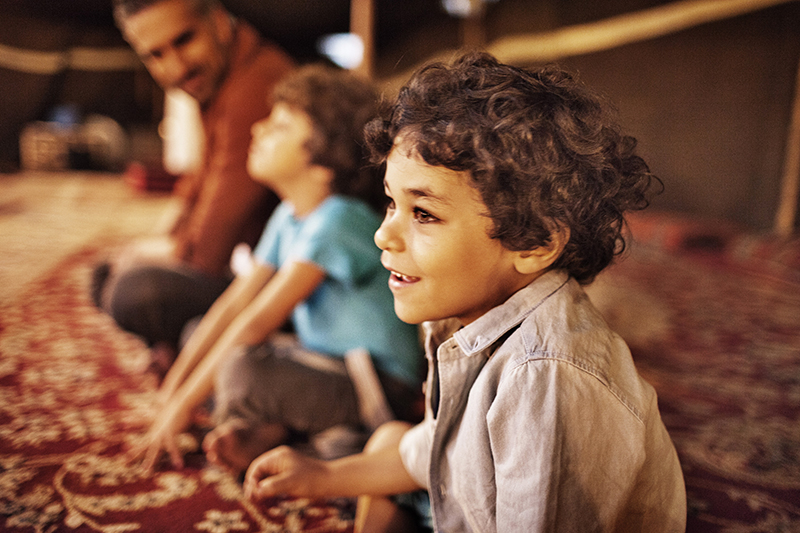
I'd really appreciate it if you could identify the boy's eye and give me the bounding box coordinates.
[413,207,438,224]
[383,190,395,210]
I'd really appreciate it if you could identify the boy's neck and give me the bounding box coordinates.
[279,165,335,218]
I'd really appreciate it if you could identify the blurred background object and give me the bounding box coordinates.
[2,0,800,232]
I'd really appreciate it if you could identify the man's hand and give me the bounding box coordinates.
[244,446,330,501]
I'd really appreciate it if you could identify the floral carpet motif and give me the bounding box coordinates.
[590,213,800,532]
[3,211,800,532]
[0,246,354,533]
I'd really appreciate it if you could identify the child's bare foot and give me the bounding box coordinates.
[203,419,288,474]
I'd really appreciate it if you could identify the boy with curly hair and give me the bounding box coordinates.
[243,52,686,532]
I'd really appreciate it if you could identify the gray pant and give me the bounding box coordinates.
[214,335,421,436]
[214,339,361,436]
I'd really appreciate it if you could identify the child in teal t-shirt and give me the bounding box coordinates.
[253,197,419,385]
[130,64,422,476]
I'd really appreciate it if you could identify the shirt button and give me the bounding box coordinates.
[438,484,447,498]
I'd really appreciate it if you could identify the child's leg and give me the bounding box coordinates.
[354,422,426,533]
[208,340,362,474]
[203,418,288,474]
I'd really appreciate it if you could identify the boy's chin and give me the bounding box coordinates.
[248,171,272,187]
[394,304,445,326]
[395,313,423,325]
[393,305,424,325]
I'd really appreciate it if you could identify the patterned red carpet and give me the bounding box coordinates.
[0,245,355,533]
[2,211,800,532]
[590,213,800,532]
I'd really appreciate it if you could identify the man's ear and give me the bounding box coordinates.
[210,6,234,44]
[513,226,570,275]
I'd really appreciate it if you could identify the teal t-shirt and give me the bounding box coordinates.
[253,195,421,385]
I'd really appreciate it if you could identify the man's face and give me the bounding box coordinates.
[121,0,232,106]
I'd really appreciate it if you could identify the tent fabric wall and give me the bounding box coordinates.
[0,9,156,172]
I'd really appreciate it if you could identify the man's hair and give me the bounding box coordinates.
[112,0,217,26]
[365,51,661,284]
[274,63,384,212]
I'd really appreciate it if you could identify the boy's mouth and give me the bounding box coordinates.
[390,270,420,284]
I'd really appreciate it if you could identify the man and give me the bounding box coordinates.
[95,0,294,377]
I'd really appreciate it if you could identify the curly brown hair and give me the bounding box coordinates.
[274,64,385,212]
[365,51,662,284]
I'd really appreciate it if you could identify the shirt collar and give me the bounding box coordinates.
[452,269,570,356]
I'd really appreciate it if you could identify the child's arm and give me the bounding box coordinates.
[158,262,275,403]
[132,260,327,472]
[244,421,422,500]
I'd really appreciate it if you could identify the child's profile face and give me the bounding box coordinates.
[247,102,314,189]
[375,144,531,326]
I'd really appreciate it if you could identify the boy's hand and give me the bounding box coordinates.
[127,403,192,473]
[244,446,329,500]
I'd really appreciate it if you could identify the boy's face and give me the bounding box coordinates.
[248,102,314,190]
[121,0,232,106]
[375,144,534,326]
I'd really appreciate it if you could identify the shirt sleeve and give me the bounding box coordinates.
[176,95,274,275]
[399,420,433,490]
[252,202,290,268]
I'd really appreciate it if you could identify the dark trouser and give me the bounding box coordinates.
[94,262,231,349]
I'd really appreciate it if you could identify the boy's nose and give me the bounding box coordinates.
[374,215,402,252]
[251,119,267,138]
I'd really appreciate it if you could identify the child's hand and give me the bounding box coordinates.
[127,403,192,473]
[244,446,329,500]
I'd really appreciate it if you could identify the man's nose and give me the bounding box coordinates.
[160,48,191,85]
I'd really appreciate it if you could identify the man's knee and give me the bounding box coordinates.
[108,267,166,322]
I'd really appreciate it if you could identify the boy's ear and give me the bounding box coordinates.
[513,226,570,275]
